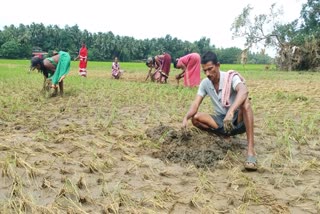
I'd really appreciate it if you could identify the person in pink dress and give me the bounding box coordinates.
[111,57,122,79]
[173,53,201,87]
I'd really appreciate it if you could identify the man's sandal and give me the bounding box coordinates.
[244,156,257,171]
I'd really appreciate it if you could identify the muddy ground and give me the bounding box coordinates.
[0,68,320,213]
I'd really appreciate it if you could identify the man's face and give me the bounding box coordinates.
[202,62,220,82]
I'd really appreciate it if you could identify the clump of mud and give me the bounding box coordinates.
[146,124,247,169]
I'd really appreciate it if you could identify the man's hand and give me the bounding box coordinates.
[182,117,189,129]
[223,111,234,134]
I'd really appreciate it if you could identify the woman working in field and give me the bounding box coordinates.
[145,52,172,83]
[111,57,123,79]
[173,53,201,87]
[30,51,71,96]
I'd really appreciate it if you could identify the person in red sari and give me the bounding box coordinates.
[75,42,88,77]
[145,52,172,83]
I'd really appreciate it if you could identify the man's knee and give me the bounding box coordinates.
[191,113,201,126]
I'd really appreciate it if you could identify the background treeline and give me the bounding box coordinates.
[0,23,272,64]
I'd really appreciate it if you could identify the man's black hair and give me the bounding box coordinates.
[201,51,219,64]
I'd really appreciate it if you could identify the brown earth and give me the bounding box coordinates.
[0,69,320,213]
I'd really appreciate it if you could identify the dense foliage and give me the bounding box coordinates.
[0,23,271,64]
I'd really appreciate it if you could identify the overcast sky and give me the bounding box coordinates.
[1,0,306,56]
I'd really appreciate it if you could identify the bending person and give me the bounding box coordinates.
[173,53,201,87]
[145,52,171,83]
[30,51,71,96]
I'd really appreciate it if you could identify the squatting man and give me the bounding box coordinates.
[182,51,257,171]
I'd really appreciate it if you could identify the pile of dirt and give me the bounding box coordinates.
[146,124,247,169]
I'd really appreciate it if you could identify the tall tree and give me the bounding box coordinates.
[230,3,319,71]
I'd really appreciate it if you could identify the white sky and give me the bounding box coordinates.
[1,0,306,56]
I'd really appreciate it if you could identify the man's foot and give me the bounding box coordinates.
[244,156,257,171]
